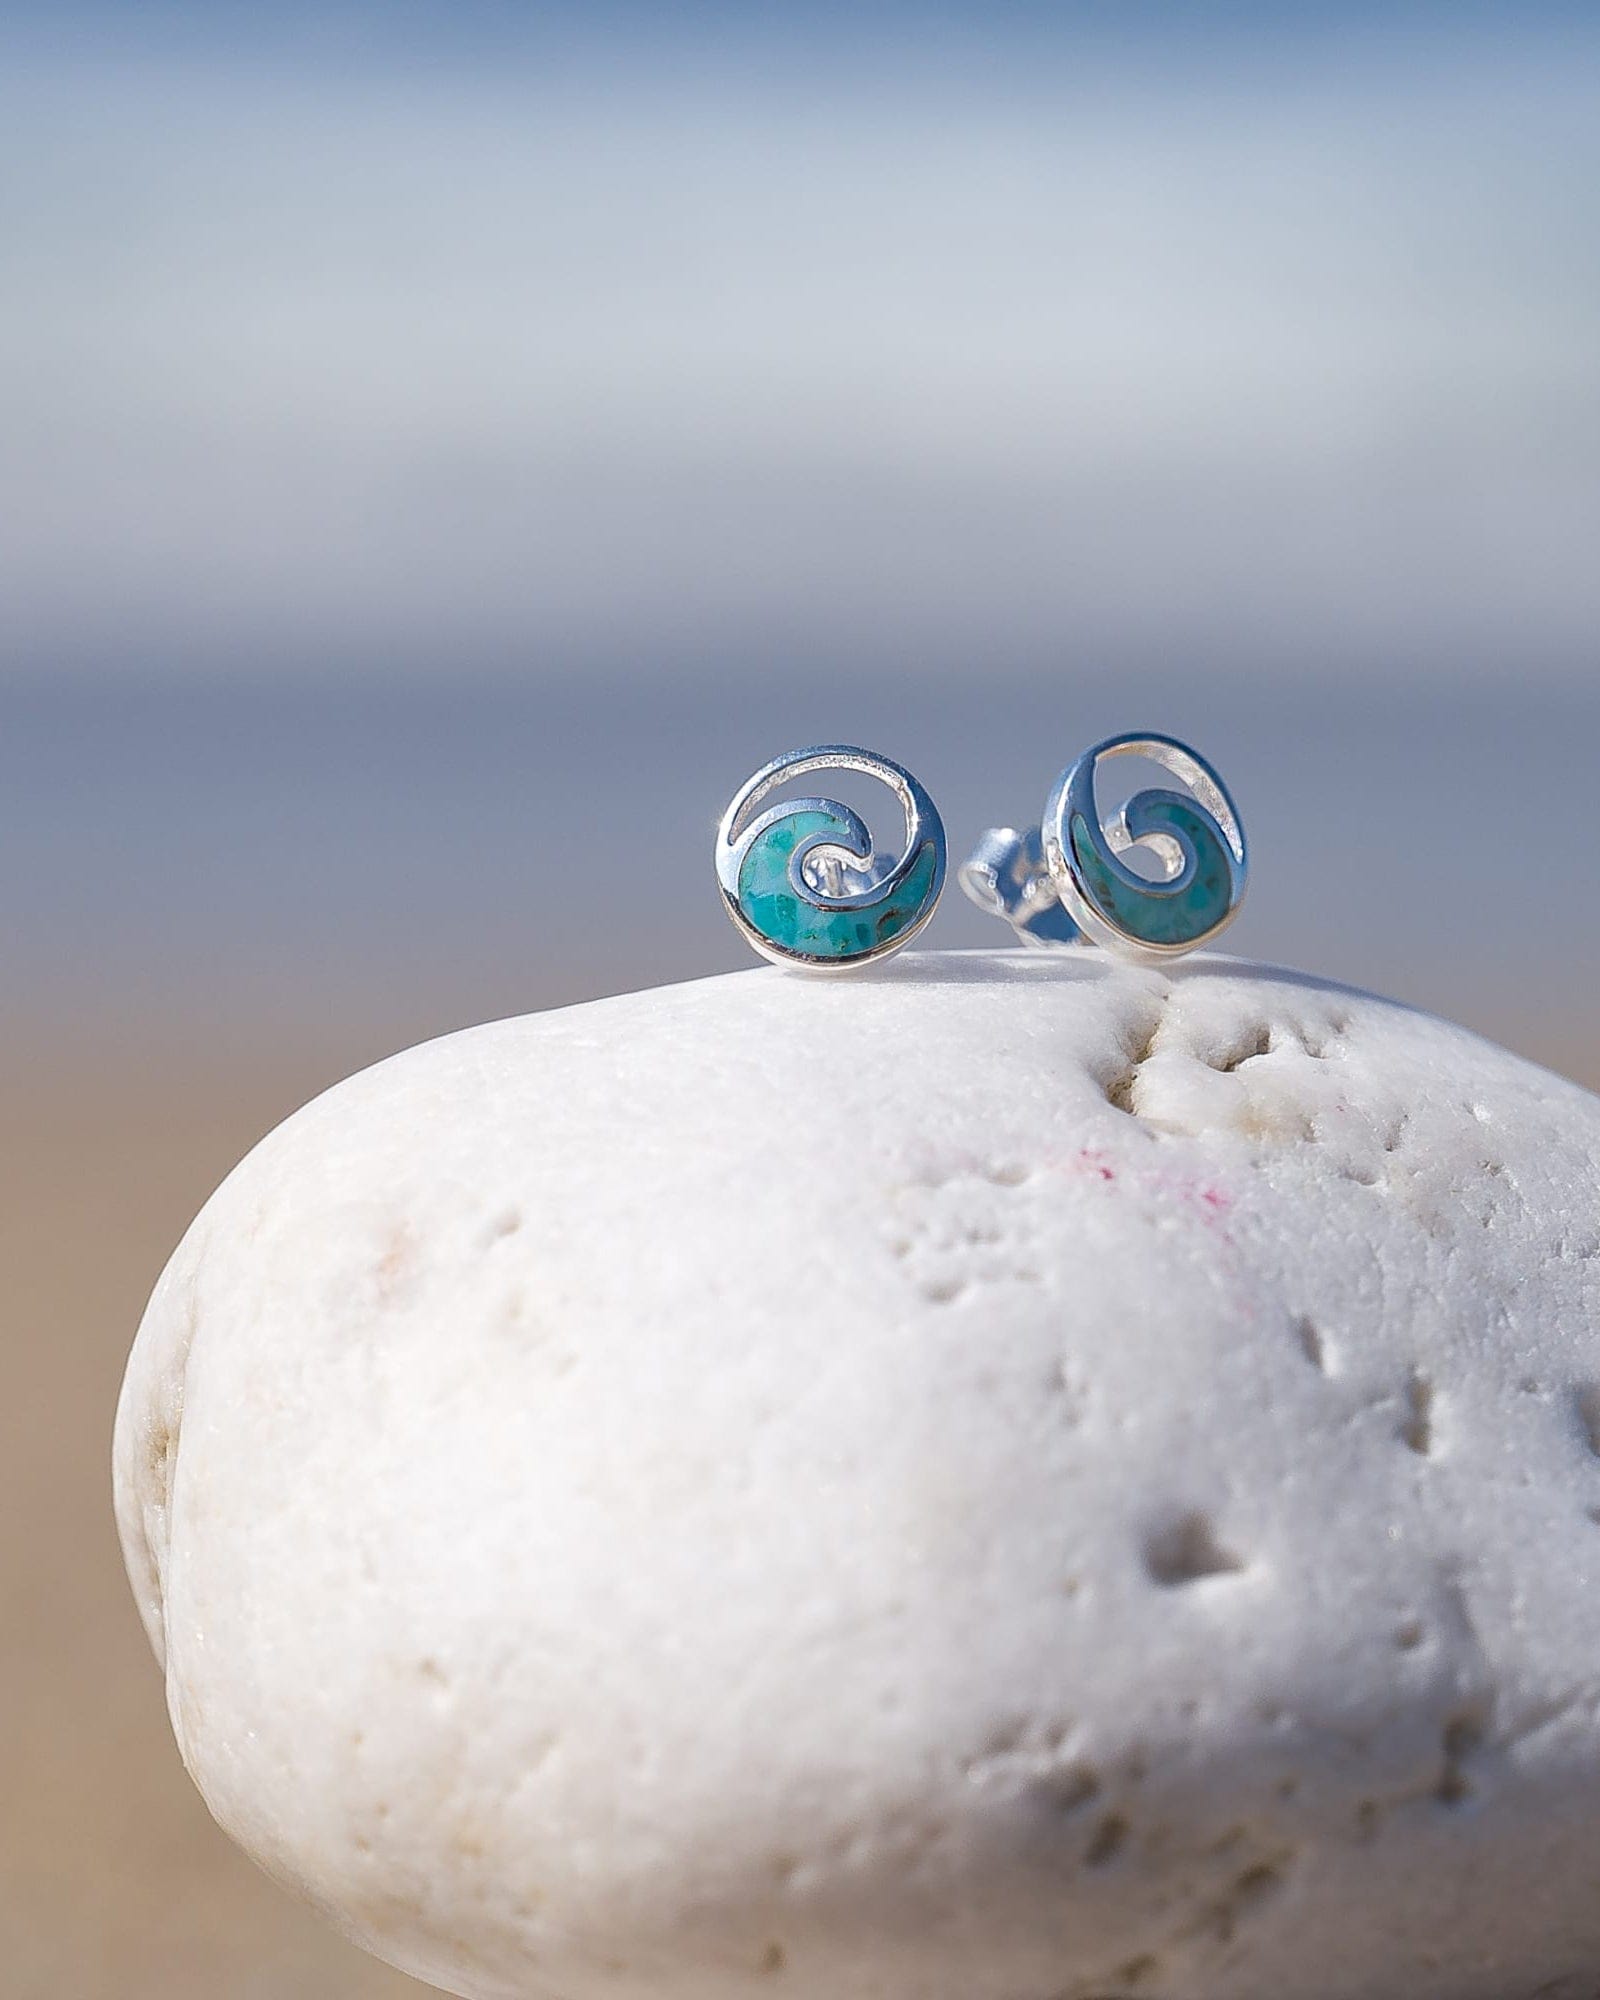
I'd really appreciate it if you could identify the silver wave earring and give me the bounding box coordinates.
[716,745,946,970]
[960,732,1246,962]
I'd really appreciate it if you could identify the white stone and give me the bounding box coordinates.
[114,950,1600,2000]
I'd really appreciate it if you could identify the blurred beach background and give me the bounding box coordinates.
[2,2,1598,1993]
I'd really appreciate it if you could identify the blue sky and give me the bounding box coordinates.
[1,2,1596,688]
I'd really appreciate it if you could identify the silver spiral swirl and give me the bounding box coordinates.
[1042,733,1247,961]
[715,745,947,971]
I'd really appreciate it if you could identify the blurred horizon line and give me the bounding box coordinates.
[6,633,1597,693]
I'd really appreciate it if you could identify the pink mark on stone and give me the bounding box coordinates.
[1129,1167,1238,1239]
[1057,1151,1236,1232]
[1182,1179,1238,1248]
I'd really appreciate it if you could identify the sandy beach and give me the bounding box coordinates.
[2,1032,427,1998]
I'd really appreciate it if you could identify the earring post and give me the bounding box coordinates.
[957,826,1082,946]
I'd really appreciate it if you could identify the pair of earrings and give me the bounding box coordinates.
[715,734,1246,972]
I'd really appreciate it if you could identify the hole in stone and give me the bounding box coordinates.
[1084,1812,1130,1867]
[1232,1862,1285,1914]
[1436,1712,1484,1807]
[1573,1383,1600,1458]
[1047,1766,1102,1817]
[1400,1372,1434,1456]
[1104,1010,1164,1117]
[1294,1316,1329,1374]
[1107,1067,1138,1115]
[1217,1024,1273,1072]
[1144,1511,1247,1587]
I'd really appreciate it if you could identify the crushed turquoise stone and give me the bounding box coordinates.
[1069,800,1233,947]
[737,808,939,961]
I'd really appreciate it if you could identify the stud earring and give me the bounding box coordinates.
[716,745,946,970]
[960,732,1246,962]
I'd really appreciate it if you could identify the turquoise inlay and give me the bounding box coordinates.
[737,809,938,960]
[1069,799,1233,947]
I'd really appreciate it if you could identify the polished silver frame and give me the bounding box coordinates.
[716,744,947,971]
[961,732,1247,963]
